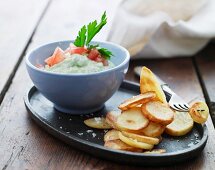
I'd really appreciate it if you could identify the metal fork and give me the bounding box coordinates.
[134,66,190,112]
[160,82,190,112]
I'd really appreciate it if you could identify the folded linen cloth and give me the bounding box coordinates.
[107,0,215,58]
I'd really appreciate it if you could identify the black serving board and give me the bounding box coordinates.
[24,80,208,166]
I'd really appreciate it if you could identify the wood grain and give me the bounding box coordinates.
[195,43,215,124]
[1,58,215,169]
[0,0,215,169]
[0,0,50,102]
[28,0,122,50]
[126,58,204,103]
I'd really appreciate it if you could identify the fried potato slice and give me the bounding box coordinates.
[142,101,174,125]
[106,110,121,129]
[118,92,156,111]
[121,131,159,145]
[119,132,154,150]
[84,117,112,129]
[104,129,120,142]
[189,102,209,124]
[140,66,167,103]
[165,111,193,136]
[141,121,165,137]
[104,139,142,152]
[116,107,149,131]
[106,111,147,134]
[144,149,166,154]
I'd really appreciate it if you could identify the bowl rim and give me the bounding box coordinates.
[25,40,130,77]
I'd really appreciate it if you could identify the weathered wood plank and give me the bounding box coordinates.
[0,0,50,103]
[1,58,215,169]
[1,0,215,169]
[195,43,215,124]
[0,0,121,169]
[126,58,205,102]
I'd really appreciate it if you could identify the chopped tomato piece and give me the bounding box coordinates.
[45,47,65,66]
[65,44,88,55]
[94,55,109,66]
[64,47,70,54]
[94,55,103,62]
[87,49,100,60]
[70,47,88,54]
[88,49,109,66]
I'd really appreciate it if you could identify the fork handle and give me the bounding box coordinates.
[155,75,166,86]
[156,76,174,101]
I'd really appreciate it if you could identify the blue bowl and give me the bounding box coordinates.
[25,41,130,114]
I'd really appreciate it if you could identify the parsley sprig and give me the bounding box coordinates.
[74,12,113,60]
[74,25,87,47]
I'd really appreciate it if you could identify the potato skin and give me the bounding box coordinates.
[116,107,149,131]
[105,111,121,129]
[104,129,120,142]
[165,124,193,136]
[106,110,148,134]
[118,132,154,150]
[121,131,159,145]
[189,102,209,124]
[118,92,156,111]
[104,139,142,152]
[165,111,194,136]
[141,101,174,125]
[84,117,112,129]
[141,121,166,137]
[140,67,167,103]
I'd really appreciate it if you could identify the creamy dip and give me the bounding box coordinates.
[45,54,114,74]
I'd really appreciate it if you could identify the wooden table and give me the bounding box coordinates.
[0,0,215,169]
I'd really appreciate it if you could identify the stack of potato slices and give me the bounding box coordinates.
[84,66,209,153]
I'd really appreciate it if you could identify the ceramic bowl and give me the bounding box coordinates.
[26,40,130,114]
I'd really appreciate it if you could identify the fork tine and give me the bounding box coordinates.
[160,82,190,112]
[178,104,189,111]
[178,104,184,109]
[171,104,189,112]
[172,104,183,111]
[184,104,190,109]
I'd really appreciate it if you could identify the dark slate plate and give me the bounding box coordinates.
[24,80,208,166]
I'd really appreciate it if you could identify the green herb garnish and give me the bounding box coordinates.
[74,25,87,47]
[98,48,113,60]
[88,44,99,49]
[74,11,113,59]
[85,12,107,45]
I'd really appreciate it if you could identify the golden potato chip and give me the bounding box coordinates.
[140,66,167,103]
[142,101,174,125]
[104,139,142,152]
[189,101,209,124]
[118,132,154,150]
[105,110,121,130]
[165,111,193,136]
[121,131,159,145]
[104,129,120,142]
[118,92,156,111]
[141,121,165,137]
[117,107,149,131]
[84,117,112,129]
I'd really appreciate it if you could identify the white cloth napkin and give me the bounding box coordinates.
[107,0,215,58]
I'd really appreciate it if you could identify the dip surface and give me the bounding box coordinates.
[45,54,114,74]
